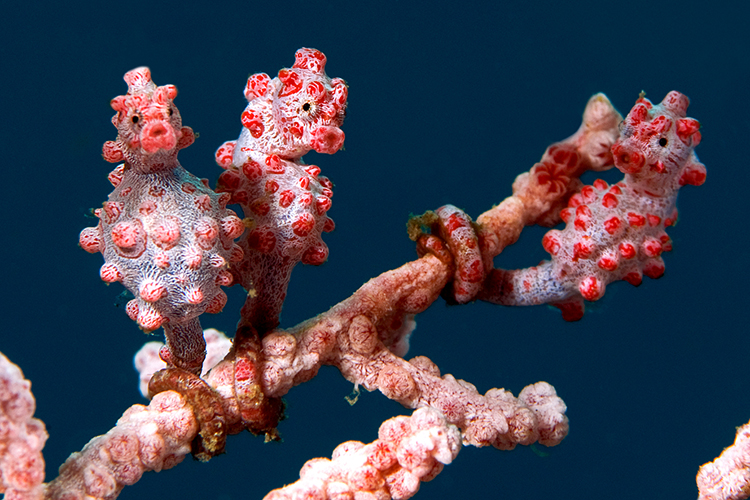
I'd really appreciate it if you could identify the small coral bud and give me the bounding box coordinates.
[183,246,203,269]
[623,270,643,286]
[186,288,204,305]
[111,220,145,252]
[347,315,380,355]
[152,217,181,249]
[643,259,665,279]
[241,110,265,138]
[215,270,233,286]
[651,159,666,174]
[597,253,619,271]
[579,276,604,301]
[139,280,167,302]
[138,305,165,331]
[542,232,561,255]
[301,243,329,266]
[126,300,139,321]
[310,126,345,154]
[215,140,236,168]
[679,161,707,186]
[154,251,170,269]
[603,216,622,235]
[661,91,690,116]
[102,141,124,163]
[626,212,646,227]
[100,263,122,283]
[220,215,245,239]
[619,242,637,259]
[176,126,195,150]
[601,192,618,208]
[209,254,226,268]
[79,227,102,253]
[194,218,219,249]
[642,238,663,258]
[647,214,661,226]
[573,239,594,261]
[292,213,315,237]
[102,202,124,224]
[244,73,271,101]
[107,164,126,186]
[559,208,573,223]
[205,291,227,314]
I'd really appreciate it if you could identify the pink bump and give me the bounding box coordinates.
[205,291,228,314]
[140,280,167,302]
[186,288,204,305]
[579,276,604,301]
[152,217,181,249]
[100,263,122,283]
[138,307,165,331]
[194,219,219,249]
[220,216,244,240]
[111,220,145,253]
[79,227,102,253]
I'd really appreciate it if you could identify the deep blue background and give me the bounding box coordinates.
[1,1,748,498]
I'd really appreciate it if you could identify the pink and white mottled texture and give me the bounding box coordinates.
[0,353,47,500]
[264,408,461,500]
[79,67,245,373]
[245,258,568,450]
[215,47,347,332]
[45,391,198,500]
[697,420,750,500]
[479,91,705,320]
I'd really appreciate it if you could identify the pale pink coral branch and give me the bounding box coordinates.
[697,420,750,500]
[236,255,569,450]
[264,407,461,500]
[0,353,47,500]
[44,391,198,500]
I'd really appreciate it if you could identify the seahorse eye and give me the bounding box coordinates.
[131,115,140,124]
[302,102,311,112]
[659,137,668,147]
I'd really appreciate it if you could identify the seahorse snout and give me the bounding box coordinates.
[141,119,177,153]
[310,126,345,154]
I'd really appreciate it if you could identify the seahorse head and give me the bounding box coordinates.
[104,67,194,172]
[612,91,704,195]
[238,48,348,159]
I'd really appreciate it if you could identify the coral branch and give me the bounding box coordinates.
[697,420,750,500]
[264,408,461,500]
[408,93,622,306]
[476,93,622,264]
[0,353,47,500]
[254,256,567,449]
[45,391,198,500]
